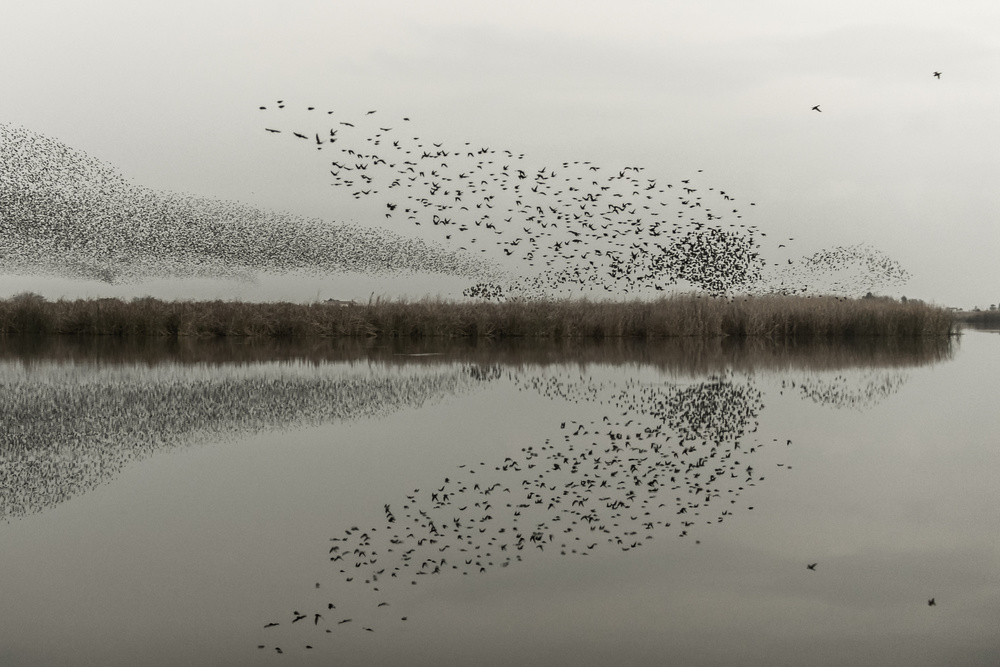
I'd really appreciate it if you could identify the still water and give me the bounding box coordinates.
[1,334,997,666]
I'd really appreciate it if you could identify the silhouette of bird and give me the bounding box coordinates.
[811,105,822,112]
[933,71,941,78]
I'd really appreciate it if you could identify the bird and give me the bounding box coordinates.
[928,598,936,606]
[933,71,941,78]
[811,105,822,112]
[806,563,817,570]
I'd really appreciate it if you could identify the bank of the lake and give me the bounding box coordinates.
[0,292,956,339]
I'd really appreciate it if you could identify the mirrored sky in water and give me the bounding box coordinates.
[0,333,997,666]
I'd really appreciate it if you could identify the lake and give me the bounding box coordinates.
[1,333,997,666]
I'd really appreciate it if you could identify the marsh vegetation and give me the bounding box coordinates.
[0,292,955,339]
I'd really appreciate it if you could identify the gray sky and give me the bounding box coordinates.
[1,0,998,308]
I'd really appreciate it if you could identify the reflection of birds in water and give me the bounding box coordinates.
[257,366,791,653]
[0,358,497,521]
[788,370,908,410]
[254,347,946,655]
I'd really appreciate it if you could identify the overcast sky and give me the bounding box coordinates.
[1,0,998,307]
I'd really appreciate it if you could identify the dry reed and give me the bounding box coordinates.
[0,292,957,339]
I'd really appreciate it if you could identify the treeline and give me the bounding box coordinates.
[0,292,956,339]
[955,308,1000,326]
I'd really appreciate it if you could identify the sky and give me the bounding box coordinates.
[1,0,998,308]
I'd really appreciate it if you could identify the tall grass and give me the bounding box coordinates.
[0,293,957,339]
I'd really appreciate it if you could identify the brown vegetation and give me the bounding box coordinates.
[0,292,957,339]
[0,333,954,378]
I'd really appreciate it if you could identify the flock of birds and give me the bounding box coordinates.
[256,102,772,297]
[254,102,911,299]
[0,123,498,286]
[1,99,911,299]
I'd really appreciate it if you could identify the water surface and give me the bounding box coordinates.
[1,334,996,666]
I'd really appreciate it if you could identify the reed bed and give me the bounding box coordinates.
[0,292,957,339]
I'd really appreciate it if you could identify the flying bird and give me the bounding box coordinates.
[933,71,941,78]
[811,105,822,112]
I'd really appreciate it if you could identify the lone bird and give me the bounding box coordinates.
[806,563,817,570]
[933,71,941,78]
[811,105,822,112]
[928,598,936,606]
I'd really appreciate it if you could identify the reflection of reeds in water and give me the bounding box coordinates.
[0,331,955,378]
[0,292,956,338]
[955,310,1000,327]
[0,360,497,520]
[0,330,951,522]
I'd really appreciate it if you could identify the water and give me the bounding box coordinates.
[1,334,997,666]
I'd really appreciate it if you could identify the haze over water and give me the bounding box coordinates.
[2,332,997,666]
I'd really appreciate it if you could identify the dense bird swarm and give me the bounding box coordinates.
[0,124,497,285]
[1,111,911,299]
